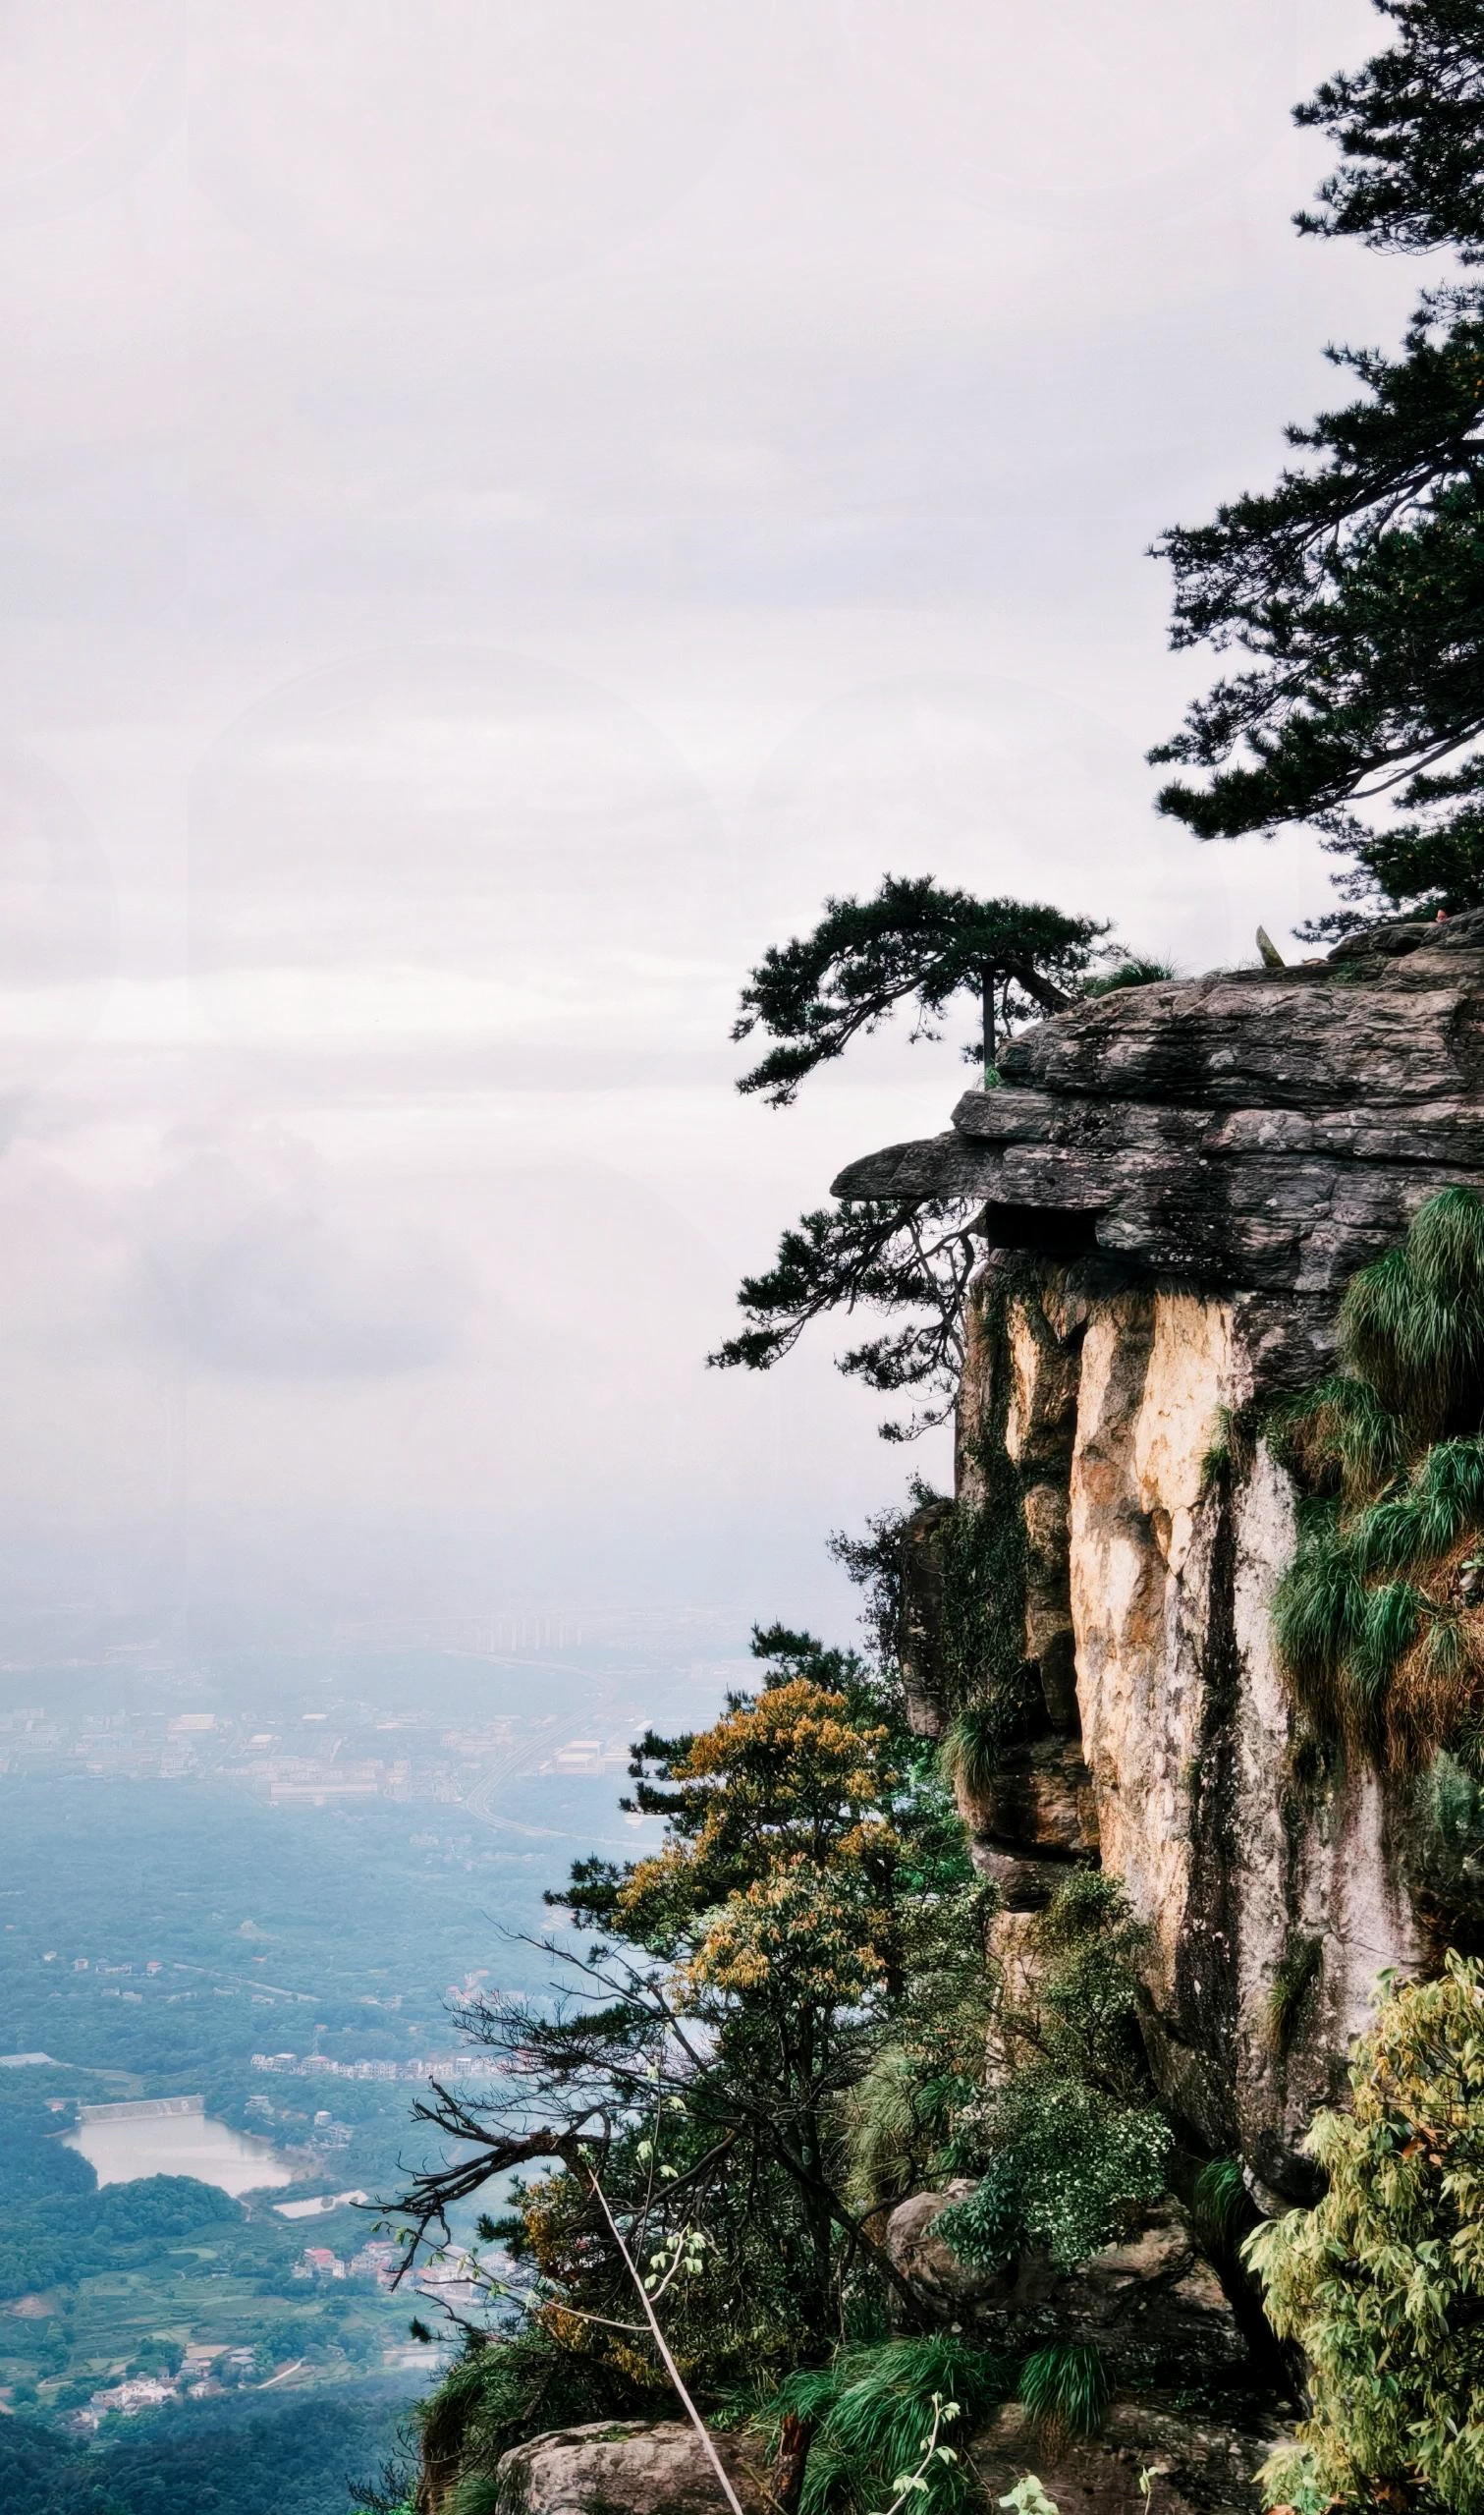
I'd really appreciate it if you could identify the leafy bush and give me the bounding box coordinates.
[1246,1950,1484,2514]
[936,1874,1170,2272]
[938,2074,1169,2274]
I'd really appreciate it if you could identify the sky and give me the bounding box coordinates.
[0,1,1425,1664]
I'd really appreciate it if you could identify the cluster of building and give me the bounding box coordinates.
[0,1694,634,1809]
[249,2048,496,2082]
[71,2343,260,2431]
[293,2238,402,2285]
[290,2238,496,2311]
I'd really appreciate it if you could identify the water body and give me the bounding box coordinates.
[66,2107,293,2196]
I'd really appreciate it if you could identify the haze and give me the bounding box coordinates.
[0,2,1407,1661]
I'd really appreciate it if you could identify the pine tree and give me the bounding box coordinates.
[1152,1,1484,931]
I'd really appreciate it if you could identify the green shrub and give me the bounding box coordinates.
[1245,1951,1484,2514]
[770,2336,1011,2515]
[937,2072,1170,2273]
[936,1873,1169,2272]
[938,1445,1031,1730]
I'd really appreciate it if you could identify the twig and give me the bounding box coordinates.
[587,2172,747,2515]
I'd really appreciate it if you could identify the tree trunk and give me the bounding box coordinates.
[981,971,996,1087]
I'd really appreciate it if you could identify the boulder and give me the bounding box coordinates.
[832,928,1484,1303]
[883,2195,1245,2384]
[493,2420,769,2515]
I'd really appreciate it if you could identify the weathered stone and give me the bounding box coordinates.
[896,1497,954,1739]
[493,2421,769,2515]
[961,1731,1100,1860]
[882,2182,991,2309]
[967,2397,1272,2515]
[833,933,1484,1297]
[885,2194,1246,2385]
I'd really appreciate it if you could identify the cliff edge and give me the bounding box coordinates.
[835,914,1484,2207]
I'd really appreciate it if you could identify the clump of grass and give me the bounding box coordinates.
[1265,1934,1324,2058]
[937,1703,1007,1804]
[1016,2342,1109,2444]
[1191,2154,1249,2253]
[1273,1190,1484,1766]
[453,2481,501,2515]
[1340,1186,1484,1439]
[1273,1371,1408,1507]
[769,2338,1012,2515]
[1080,958,1175,998]
[837,2043,922,2214]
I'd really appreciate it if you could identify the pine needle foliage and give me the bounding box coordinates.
[1149,2,1484,925]
[1246,1951,1484,2515]
[768,2337,1011,2515]
[1273,1189,1484,1761]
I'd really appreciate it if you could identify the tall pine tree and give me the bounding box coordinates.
[1153,1,1484,930]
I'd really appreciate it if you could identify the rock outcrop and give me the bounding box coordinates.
[966,2398,1277,2515]
[488,2421,769,2515]
[884,2195,1247,2388]
[834,922,1484,2195]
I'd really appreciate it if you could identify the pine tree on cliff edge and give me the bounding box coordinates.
[710,876,1158,1436]
[1152,0,1484,931]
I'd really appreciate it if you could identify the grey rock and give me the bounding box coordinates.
[832,937,1484,1299]
[493,2421,768,2515]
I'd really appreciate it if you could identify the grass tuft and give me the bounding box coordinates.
[937,1704,1009,1804]
[1191,2154,1249,2252]
[771,2337,1012,2515]
[1016,2341,1109,2442]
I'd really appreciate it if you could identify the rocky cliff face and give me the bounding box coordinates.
[837,915,1484,2202]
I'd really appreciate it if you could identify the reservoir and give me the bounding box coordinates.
[65,2095,293,2196]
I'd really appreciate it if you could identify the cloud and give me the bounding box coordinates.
[133,1196,474,1378]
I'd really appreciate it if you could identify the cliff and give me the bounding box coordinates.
[836,910,1484,2208]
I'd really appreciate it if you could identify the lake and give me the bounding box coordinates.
[66,2107,294,2196]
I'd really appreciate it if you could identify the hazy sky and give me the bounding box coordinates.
[0,2,1419,1658]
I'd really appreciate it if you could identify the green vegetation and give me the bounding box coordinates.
[1151,0,1484,928]
[400,1623,991,2357]
[765,2337,1006,2515]
[937,1875,1169,2276]
[1015,2342,1109,2446]
[713,877,1154,1436]
[937,1440,1030,1732]
[1273,1187,1484,1764]
[0,2387,413,2515]
[403,1571,1177,2511]
[1247,1950,1484,2514]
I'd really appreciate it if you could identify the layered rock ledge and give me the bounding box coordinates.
[834,913,1484,1320]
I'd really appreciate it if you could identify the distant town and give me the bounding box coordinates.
[0,1700,634,1810]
